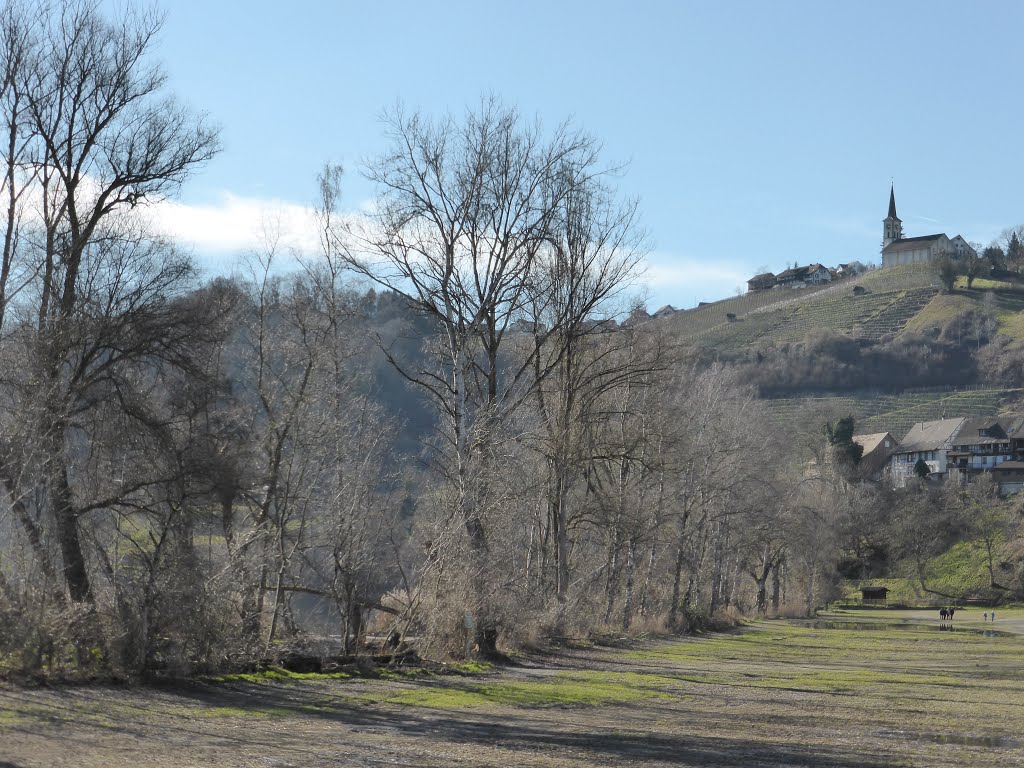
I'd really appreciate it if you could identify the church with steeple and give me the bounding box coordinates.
[881,185,976,268]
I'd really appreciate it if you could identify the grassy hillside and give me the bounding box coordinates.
[665,264,1024,350]
[844,535,1014,606]
[667,264,1024,427]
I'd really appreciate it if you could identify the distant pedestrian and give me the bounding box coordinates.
[992,611,996,622]
[984,612,988,622]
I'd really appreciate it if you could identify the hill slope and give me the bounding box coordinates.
[665,264,1024,436]
[666,264,1024,349]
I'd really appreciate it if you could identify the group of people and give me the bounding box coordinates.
[939,607,998,622]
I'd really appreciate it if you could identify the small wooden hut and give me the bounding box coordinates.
[860,586,889,605]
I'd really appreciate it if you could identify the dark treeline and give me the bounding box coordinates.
[1,1,1022,680]
[714,306,1021,397]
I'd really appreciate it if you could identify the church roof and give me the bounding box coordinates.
[883,233,947,253]
[887,185,899,219]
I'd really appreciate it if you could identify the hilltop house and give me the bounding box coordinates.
[746,272,776,291]
[880,186,977,268]
[776,263,832,288]
[748,264,832,292]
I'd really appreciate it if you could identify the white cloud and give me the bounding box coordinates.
[150,192,322,255]
[641,251,751,306]
[131,192,756,305]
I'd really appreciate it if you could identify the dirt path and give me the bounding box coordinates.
[3,616,1024,767]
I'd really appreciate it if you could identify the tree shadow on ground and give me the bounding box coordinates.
[149,681,901,767]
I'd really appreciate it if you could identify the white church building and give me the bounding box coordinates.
[880,186,976,268]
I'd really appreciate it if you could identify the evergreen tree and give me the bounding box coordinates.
[823,415,864,466]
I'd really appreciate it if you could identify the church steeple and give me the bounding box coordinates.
[883,184,903,247]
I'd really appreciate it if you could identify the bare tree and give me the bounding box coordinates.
[0,0,218,619]
[341,98,609,655]
[526,161,649,620]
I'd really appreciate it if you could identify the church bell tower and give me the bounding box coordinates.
[883,184,903,247]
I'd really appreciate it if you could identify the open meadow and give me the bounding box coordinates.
[2,609,1024,767]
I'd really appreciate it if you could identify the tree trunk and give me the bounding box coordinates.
[553,467,570,607]
[52,456,92,604]
[668,544,685,630]
[622,535,637,630]
[771,558,782,612]
[638,538,657,619]
[604,523,621,624]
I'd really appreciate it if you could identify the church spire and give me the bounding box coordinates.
[883,184,903,248]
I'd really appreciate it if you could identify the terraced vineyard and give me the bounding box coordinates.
[664,264,944,350]
[762,387,1024,438]
[850,287,938,338]
[665,265,1024,436]
[675,286,940,349]
[661,282,835,340]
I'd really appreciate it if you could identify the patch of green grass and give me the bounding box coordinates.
[956,277,1016,291]
[445,660,493,675]
[901,292,974,334]
[208,666,353,684]
[193,534,227,548]
[185,705,259,718]
[181,704,298,718]
[762,388,1024,440]
[923,539,995,595]
[630,622,1024,671]
[388,671,676,709]
[0,708,28,725]
[996,309,1024,342]
[842,537,1007,603]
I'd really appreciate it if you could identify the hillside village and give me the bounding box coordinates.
[745,186,977,294]
[652,186,1024,498]
[856,416,1024,493]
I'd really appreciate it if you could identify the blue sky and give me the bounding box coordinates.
[147,0,1024,310]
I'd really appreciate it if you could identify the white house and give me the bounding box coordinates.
[888,417,965,486]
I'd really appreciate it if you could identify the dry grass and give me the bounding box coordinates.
[3,613,1024,766]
